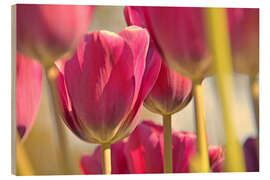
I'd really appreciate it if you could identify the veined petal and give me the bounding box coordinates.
[118,26,149,100]
[63,31,136,143]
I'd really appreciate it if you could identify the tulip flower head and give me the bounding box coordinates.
[144,62,193,116]
[227,8,259,76]
[17,4,94,67]
[80,121,224,174]
[125,7,193,116]
[16,52,43,140]
[55,26,161,145]
[125,6,212,82]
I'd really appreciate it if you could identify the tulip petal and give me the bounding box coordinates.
[110,36,162,143]
[55,61,97,142]
[118,26,149,100]
[63,31,136,143]
[16,53,42,140]
[80,141,129,174]
[208,146,225,172]
[124,121,163,173]
[172,132,197,173]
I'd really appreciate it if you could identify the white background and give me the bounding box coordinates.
[1,0,269,179]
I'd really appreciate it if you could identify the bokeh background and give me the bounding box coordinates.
[22,6,257,175]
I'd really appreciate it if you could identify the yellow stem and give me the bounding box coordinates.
[204,8,245,172]
[193,81,210,172]
[249,75,259,154]
[249,75,259,134]
[45,65,69,173]
[163,115,173,173]
[16,134,34,175]
[101,144,111,174]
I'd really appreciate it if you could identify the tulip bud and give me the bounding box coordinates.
[144,62,193,116]
[125,6,212,82]
[16,52,43,140]
[16,4,94,67]
[55,26,161,144]
[227,8,259,76]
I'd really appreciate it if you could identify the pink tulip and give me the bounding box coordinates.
[16,52,43,140]
[227,8,259,76]
[144,62,193,116]
[124,6,212,82]
[55,26,161,144]
[80,121,224,174]
[17,4,94,66]
[125,7,193,116]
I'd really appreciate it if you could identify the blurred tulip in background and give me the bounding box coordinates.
[227,8,259,76]
[16,52,43,140]
[125,6,212,81]
[17,4,94,67]
[80,121,224,174]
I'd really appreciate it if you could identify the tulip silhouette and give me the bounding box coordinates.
[80,121,224,174]
[243,137,259,172]
[227,8,259,76]
[227,8,259,134]
[17,4,94,67]
[55,26,161,173]
[16,52,42,140]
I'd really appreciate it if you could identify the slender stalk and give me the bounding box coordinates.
[205,8,245,172]
[163,115,173,173]
[249,75,259,154]
[16,134,34,175]
[44,65,69,173]
[101,144,111,174]
[193,81,210,172]
[249,75,259,134]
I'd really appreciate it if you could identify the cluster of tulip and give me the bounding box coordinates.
[15,4,259,175]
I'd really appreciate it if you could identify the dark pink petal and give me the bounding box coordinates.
[172,132,197,173]
[208,146,225,172]
[17,4,94,64]
[80,141,129,174]
[16,52,42,140]
[55,61,96,142]
[63,31,136,143]
[109,35,162,143]
[124,121,164,173]
[243,137,259,172]
[144,62,193,115]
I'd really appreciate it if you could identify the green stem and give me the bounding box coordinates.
[163,115,173,173]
